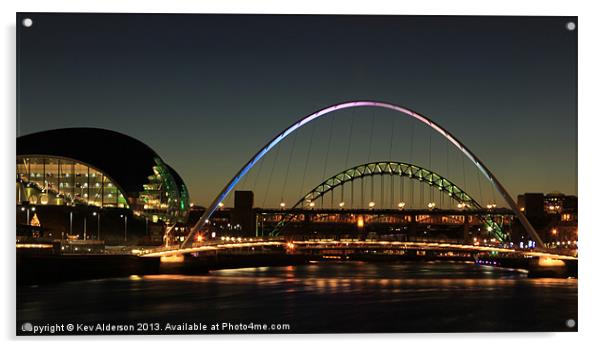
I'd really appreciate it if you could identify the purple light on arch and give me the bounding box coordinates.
[182,101,542,248]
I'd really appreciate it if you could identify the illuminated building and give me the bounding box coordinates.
[544,192,578,216]
[16,128,189,224]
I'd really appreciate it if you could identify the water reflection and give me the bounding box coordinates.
[17,261,577,332]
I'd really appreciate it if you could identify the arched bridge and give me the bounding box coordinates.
[267,161,506,240]
[181,101,543,248]
[297,161,478,209]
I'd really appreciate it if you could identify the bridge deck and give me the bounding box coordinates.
[140,239,577,261]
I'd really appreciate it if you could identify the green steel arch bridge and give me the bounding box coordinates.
[265,161,506,240]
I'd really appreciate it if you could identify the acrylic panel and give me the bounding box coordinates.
[16,13,578,335]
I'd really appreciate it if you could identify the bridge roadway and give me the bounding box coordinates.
[139,239,577,261]
[256,208,514,216]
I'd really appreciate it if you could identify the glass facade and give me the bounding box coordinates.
[17,156,127,208]
[136,157,189,223]
[17,155,189,223]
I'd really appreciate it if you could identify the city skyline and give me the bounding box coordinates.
[17,14,577,205]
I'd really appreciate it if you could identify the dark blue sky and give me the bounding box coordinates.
[17,14,577,207]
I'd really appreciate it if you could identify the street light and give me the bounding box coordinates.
[368,201,375,208]
[120,214,128,242]
[21,206,35,224]
[92,211,101,240]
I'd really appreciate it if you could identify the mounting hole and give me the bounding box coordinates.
[22,18,33,28]
[566,22,576,31]
[566,318,576,328]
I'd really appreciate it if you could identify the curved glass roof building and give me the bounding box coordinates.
[16,128,189,224]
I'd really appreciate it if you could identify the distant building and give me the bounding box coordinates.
[517,193,545,221]
[517,192,577,221]
[517,192,578,247]
[232,191,255,235]
[544,192,578,219]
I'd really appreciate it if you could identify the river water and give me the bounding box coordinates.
[17,261,577,333]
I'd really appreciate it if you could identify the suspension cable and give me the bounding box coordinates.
[476,166,484,207]
[341,110,355,207]
[262,142,282,208]
[409,122,415,208]
[322,114,336,182]
[367,109,376,162]
[428,133,433,205]
[389,117,395,208]
[462,153,467,204]
[446,142,450,209]
[280,131,298,204]
[344,110,355,170]
[299,121,317,202]
[489,176,496,206]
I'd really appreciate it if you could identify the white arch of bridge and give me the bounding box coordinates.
[182,101,543,248]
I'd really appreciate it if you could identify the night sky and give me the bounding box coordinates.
[17,13,577,207]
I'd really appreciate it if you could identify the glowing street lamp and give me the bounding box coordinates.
[427,202,436,209]
[280,202,286,209]
[368,201,375,208]
[397,202,406,209]
[339,201,345,208]
[120,214,128,242]
[308,201,315,208]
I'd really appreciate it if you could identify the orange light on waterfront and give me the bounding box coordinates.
[308,201,315,208]
[196,234,204,243]
[552,229,558,235]
[357,216,365,228]
[538,257,566,267]
[160,255,185,263]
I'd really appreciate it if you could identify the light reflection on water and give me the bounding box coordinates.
[17,261,577,332]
